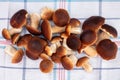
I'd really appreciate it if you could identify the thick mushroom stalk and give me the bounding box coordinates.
[4,45,24,63]
[2,28,22,40]
[26,13,41,35]
[76,56,93,72]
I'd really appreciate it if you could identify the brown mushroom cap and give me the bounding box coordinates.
[61,56,74,70]
[56,46,67,57]
[2,28,11,40]
[26,26,41,35]
[101,24,118,38]
[82,16,105,32]
[11,49,24,63]
[11,33,20,44]
[96,39,118,60]
[67,35,81,50]
[51,53,61,63]
[80,30,97,46]
[69,18,81,27]
[26,37,47,60]
[17,34,32,48]
[76,56,89,67]
[53,9,70,27]
[40,59,53,73]
[41,20,52,40]
[10,9,27,28]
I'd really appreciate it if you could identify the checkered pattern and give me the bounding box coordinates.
[0,0,120,80]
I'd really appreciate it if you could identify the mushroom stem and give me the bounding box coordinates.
[82,63,93,72]
[52,26,65,33]
[4,45,16,56]
[62,38,71,51]
[70,27,82,34]
[68,54,78,66]
[84,46,97,57]
[9,28,22,35]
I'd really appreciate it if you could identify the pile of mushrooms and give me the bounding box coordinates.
[2,7,118,73]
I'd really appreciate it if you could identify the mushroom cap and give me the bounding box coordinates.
[41,20,52,40]
[53,9,70,27]
[26,26,41,35]
[67,35,81,50]
[26,36,47,60]
[76,56,89,67]
[101,24,118,38]
[11,33,20,44]
[56,46,67,57]
[10,9,27,28]
[96,39,118,60]
[61,56,74,70]
[11,49,24,63]
[82,16,105,32]
[51,53,61,63]
[80,30,97,46]
[17,34,32,48]
[40,7,54,20]
[2,28,11,40]
[69,18,81,27]
[40,59,53,73]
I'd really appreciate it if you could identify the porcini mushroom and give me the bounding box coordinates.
[76,56,93,72]
[41,20,52,40]
[53,9,70,27]
[10,9,27,28]
[96,39,118,60]
[82,16,105,32]
[40,7,54,20]
[4,45,24,63]
[61,54,78,70]
[26,36,47,60]
[2,28,22,40]
[26,13,41,35]
[40,59,53,73]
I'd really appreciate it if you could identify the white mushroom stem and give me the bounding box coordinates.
[30,13,41,29]
[52,26,82,34]
[68,54,78,66]
[82,62,93,72]
[62,38,71,51]
[96,31,110,45]
[4,45,17,57]
[9,28,22,35]
[84,46,97,57]
[52,26,66,33]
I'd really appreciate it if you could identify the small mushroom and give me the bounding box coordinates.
[40,59,53,73]
[80,30,97,46]
[4,45,24,63]
[101,24,118,38]
[10,9,27,28]
[40,7,54,20]
[61,54,78,70]
[17,34,32,49]
[55,46,67,57]
[11,33,20,44]
[26,13,41,35]
[96,39,118,60]
[2,28,22,40]
[45,36,62,56]
[51,53,61,63]
[76,56,93,72]
[82,16,105,32]
[26,36,47,60]
[53,9,70,27]
[69,18,81,28]
[67,35,81,50]
[41,20,52,40]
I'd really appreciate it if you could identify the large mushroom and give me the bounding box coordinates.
[26,36,47,60]
[96,39,118,60]
[10,9,27,28]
